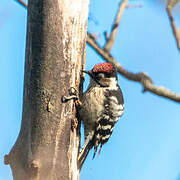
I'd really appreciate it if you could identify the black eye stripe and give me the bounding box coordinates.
[93,71,117,79]
[94,72,111,78]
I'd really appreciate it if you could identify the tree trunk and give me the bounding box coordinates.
[4,0,89,179]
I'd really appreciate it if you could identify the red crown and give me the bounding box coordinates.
[92,63,114,73]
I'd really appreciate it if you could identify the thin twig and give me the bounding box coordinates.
[104,0,128,52]
[87,34,180,103]
[126,4,143,8]
[16,0,27,8]
[14,0,180,103]
[166,1,180,50]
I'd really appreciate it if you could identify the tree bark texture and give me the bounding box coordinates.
[4,0,89,179]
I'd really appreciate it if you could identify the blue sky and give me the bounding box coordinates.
[1,0,180,180]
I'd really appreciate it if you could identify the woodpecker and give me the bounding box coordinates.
[78,62,124,166]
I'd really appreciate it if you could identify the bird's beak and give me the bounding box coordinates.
[81,70,93,76]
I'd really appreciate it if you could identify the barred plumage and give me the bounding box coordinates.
[78,62,124,164]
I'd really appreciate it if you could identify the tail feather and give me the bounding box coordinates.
[93,146,98,159]
[97,144,103,158]
[93,139,100,159]
[78,133,94,169]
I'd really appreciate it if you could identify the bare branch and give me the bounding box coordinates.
[126,4,143,8]
[166,0,180,50]
[13,0,180,104]
[104,0,128,52]
[15,0,27,8]
[87,34,180,103]
[104,31,109,42]
[168,0,179,7]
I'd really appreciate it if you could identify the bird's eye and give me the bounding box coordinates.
[96,73,105,79]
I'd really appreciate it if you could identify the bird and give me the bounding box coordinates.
[78,62,124,167]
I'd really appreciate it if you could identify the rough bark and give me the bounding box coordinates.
[4,0,89,179]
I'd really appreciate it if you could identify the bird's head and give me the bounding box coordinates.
[83,62,118,87]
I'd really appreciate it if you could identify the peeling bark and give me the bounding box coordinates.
[5,0,89,179]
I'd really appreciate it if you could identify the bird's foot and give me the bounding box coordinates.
[61,87,78,102]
